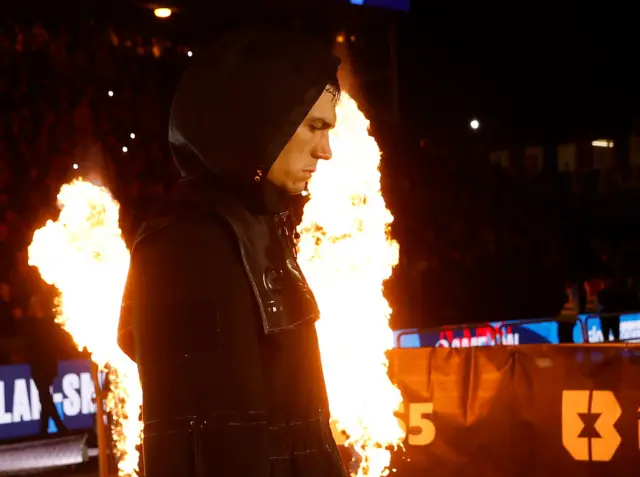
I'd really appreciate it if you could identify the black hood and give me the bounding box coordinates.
[169,27,340,184]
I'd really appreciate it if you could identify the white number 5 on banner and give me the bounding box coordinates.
[396,402,436,446]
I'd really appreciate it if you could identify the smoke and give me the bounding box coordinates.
[69,142,114,191]
[333,36,371,116]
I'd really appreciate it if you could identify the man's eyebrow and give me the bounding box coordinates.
[307,116,335,129]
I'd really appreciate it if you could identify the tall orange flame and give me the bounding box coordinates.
[298,92,405,477]
[28,179,142,477]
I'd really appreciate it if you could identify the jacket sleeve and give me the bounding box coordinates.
[116,215,266,396]
[117,272,136,361]
[118,215,274,477]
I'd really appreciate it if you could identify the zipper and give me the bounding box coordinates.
[231,212,315,334]
[275,210,298,258]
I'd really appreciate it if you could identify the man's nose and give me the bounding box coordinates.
[313,135,332,161]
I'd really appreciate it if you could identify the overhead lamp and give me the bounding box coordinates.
[592,139,613,148]
[154,7,172,18]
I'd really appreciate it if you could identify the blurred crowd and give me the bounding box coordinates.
[0,19,190,374]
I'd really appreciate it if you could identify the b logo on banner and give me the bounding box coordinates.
[330,402,435,447]
[562,390,622,461]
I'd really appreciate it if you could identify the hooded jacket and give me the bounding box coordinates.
[117,28,346,477]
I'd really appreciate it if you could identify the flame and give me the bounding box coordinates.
[297,92,405,476]
[28,179,141,477]
[25,92,401,477]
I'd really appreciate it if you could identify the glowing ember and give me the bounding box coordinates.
[28,179,142,477]
[297,92,404,477]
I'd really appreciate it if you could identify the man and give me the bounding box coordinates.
[117,27,346,477]
[557,282,579,343]
[600,269,639,342]
[23,293,69,435]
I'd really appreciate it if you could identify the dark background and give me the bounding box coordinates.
[2,0,640,335]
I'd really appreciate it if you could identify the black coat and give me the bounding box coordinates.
[117,27,345,477]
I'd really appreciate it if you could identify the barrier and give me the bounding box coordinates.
[0,434,90,475]
[3,348,640,476]
[386,344,640,476]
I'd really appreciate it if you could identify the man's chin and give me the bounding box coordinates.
[285,181,307,195]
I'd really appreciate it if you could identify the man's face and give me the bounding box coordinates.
[267,87,338,195]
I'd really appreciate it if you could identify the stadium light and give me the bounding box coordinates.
[154,8,172,18]
[592,139,613,148]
